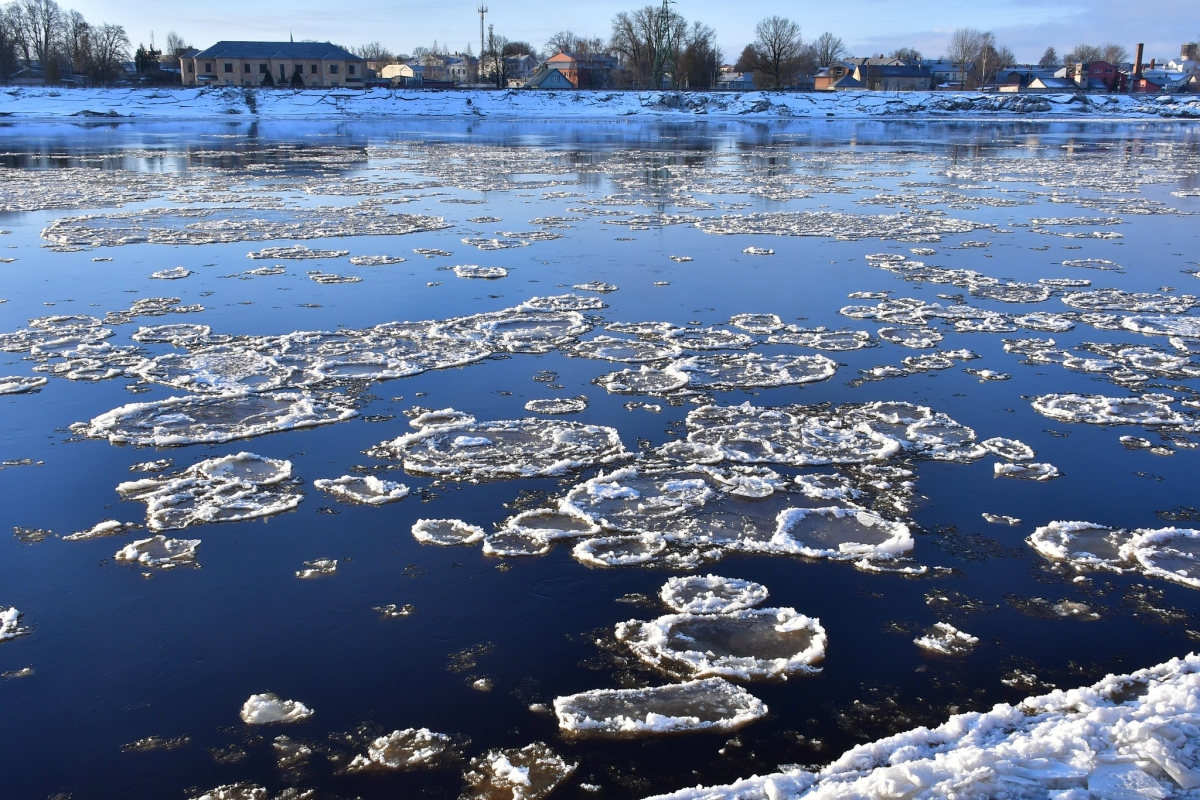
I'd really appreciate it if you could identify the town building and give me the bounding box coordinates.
[527,67,574,90]
[1068,60,1125,92]
[181,42,364,88]
[716,68,755,91]
[539,52,618,89]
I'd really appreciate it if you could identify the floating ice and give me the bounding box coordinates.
[0,607,30,642]
[462,742,576,800]
[64,520,141,540]
[575,336,682,363]
[994,462,1060,481]
[313,475,409,505]
[980,437,1035,461]
[345,728,457,772]
[877,327,942,349]
[0,375,47,394]
[77,392,357,446]
[239,693,314,725]
[191,783,266,800]
[698,211,991,241]
[115,453,301,531]
[573,281,618,293]
[371,411,629,480]
[729,314,784,334]
[742,247,774,256]
[1028,521,1136,572]
[1032,393,1190,428]
[412,519,486,546]
[1062,289,1199,314]
[295,558,336,578]
[524,396,588,415]
[248,245,349,260]
[349,255,406,266]
[982,513,1021,525]
[913,622,978,655]
[1128,527,1200,589]
[768,328,872,351]
[660,575,769,614]
[615,607,827,681]
[771,507,914,561]
[677,353,839,391]
[115,535,200,569]
[554,678,767,738]
[453,265,508,279]
[150,266,192,280]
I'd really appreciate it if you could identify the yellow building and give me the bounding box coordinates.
[182,41,365,88]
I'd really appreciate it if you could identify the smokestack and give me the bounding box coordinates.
[1134,43,1143,77]
[1150,58,1156,70]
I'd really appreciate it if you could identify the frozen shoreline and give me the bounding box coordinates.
[1,86,1198,122]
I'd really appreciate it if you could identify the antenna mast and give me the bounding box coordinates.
[651,0,676,89]
[478,5,488,64]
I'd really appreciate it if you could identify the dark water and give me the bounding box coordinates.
[1,118,1199,800]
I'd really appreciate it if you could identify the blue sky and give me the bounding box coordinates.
[73,0,1193,64]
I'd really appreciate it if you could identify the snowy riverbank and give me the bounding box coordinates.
[1,85,1198,121]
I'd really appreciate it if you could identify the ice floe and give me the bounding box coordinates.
[616,606,827,681]
[0,375,48,394]
[313,475,409,505]
[554,678,767,737]
[115,535,200,569]
[660,575,769,614]
[0,607,30,642]
[913,622,979,656]
[115,453,301,531]
[461,742,576,800]
[452,265,508,279]
[412,518,487,546]
[239,693,314,725]
[150,266,192,280]
[524,396,588,414]
[345,728,457,772]
[76,392,357,446]
[369,410,629,480]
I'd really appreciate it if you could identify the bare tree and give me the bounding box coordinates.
[811,31,847,68]
[1038,46,1058,67]
[1063,44,1102,64]
[1100,43,1128,64]
[482,27,510,88]
[610,6,685,88]
[165,31,188,55]
[746,15,803,88]
[62,7,87,72]
[545,30,581,56]
[86,22,128,81]
[15,0,63,65]
[0,5,21,79]
[676,20,718,89]
[354,41,394,62]
[889,46,922,62]
[994,45,1015,70]
[946,27,983,88]
[504,40,537,60]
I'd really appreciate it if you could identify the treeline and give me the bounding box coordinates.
[0,0,130,82]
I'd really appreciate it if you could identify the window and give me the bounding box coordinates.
[187,63,194,73]
[205,62,213,73]
[348,64,355,75]
[279,65,285,79]
[224,63,232,73]
[243,64,250,73]
[329,64,339,74]
[294,64,302,75]
[259,63,267,73]
[310,64,317,74]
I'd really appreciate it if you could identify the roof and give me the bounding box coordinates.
[868,65,931,78]
[1030,77,1076,89]
[528,67,573,88]
[831,75,864,89]
[191,41,363,61]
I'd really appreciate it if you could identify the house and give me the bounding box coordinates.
[412,53,476,85]
[1027,76,1079,92]
[814,64,853,91]
[479,53,539,87]
[859,63,932,91]
[542,52,618,89]
[716,69,755,91]
[527,67,574,90]
[1129,76,1163,93]
[1069,61,1125,92]
[182,41,364,88]
[919,58,972,88]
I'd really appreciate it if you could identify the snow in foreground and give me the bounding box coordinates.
[647,653,1200,799]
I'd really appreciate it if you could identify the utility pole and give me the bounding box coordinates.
[651,0,676,90]
[478,5,488,79]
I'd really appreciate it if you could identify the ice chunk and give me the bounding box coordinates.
[150,266,192,280]
[1028,521,1136,571]
[239,693,314,725]
[660,575,769,614]
[994,461,1060,481]
[453,265,508,279]
[573,533,668,567]
[0,606,30,642]
[573,281,618,293]
[349,255,406,266]
[191,784,266,800]
[461,742,576,800]
[770,507,914,561]
[554,678,767,738]
[1032,393,1189,428]
[77,392,357,446]
[768,328,872,351]
[0,375,48,394]
[729,313,784,334]
[248,245,349,260]
[742,247,774,255]
[615,607,826,681]
[982,513,1021,526]
[981,437,1035,461]
[913,622,978,656]
[371,412,629,480]
[524,396,588,415]
[64,520,141,540]
[115,535,200,569]
[412,518,486,546]
[600,364,691,395]
[116,453,301,531]
[314,475,409,505]
[1128,527,1200,589]
[877,327,942,349]
[345,727,457,772]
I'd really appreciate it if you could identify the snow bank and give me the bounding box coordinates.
[647,653,1200,800]
[2,86,1198,121]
